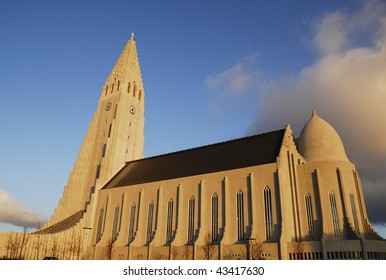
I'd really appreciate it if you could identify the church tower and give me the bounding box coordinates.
[38,34,145,233]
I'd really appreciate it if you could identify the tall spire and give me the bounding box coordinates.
[105,35,137,84]
[102,34,144,104]
[37,36,145,233]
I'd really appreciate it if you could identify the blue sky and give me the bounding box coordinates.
[1,0,386,238]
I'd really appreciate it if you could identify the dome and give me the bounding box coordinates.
[298,111,349,162]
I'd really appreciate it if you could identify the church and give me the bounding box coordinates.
[1,35,386,260]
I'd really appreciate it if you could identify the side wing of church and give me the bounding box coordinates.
[87,113,386,260]
[1,37,385,260]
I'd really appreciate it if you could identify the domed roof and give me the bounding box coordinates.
[298,111,349,162]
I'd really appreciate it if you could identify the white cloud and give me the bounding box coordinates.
[0,189,47,229]
[312,0,386,56]
[246,0,386,225]
[312,11,348,55]
[206,54,261,96]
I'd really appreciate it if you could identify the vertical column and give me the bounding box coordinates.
[152,186,164,245]
[221,176,230,243]
[336,168,348,219]
[171,184,184,245]
[198,181,204,236]
[353,171,367,235]
[248,173,255,238]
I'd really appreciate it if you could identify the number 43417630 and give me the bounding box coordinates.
[215,266,264,276]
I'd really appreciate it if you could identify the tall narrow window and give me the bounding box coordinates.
[102,143,107,158]
[105,85,108,95]
[329,191,341,237]
[95,164,101,179]
[117,80,120,91]
[108,123,112,138]
[236,190,244,241]
[212,193,219,242]
[264,186,273,240]
[139,90,142,101]
[113,104,118,119]
[128,203,136,243]
[96,207,104,243]
[166,198,174,244]
[188,196,195,244]
[112,204,119,242]
[127,82,131,93]
[146,201,154,244]
[305,193,316,240]
[350,193,360,233]
[133,84,137,97]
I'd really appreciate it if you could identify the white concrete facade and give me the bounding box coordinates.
[1,37,385,260]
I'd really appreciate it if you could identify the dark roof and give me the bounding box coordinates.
[35,210,84,234]
[104,129,285,189]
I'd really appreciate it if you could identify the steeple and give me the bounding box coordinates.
[103,35,143,94]
[97,33,145,178]
[38,36,145,232]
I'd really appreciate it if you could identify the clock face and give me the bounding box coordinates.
[105,102,112,111]
[129,105,136,114]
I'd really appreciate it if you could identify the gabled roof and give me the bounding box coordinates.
[104,128,285,189]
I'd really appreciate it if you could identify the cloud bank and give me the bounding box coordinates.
[207,0,386,225]
[0,189,47,229]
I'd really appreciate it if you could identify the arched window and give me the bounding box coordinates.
[146,201,154,244]
[188,196,195,244]
[305,193,316,240]
[105,85,108,95]
[236,190,244,241]
[264,186,273,240]
[329,191,340,237]
[112,204,119,242]
[212,193,219,242]
[350,193,359,233]
[139,90,142,101]
[128,203,136,243]
[96,207,104,243]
